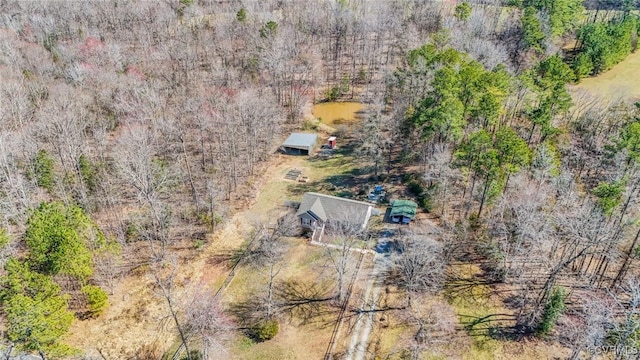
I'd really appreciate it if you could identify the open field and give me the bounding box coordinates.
[226,240,335,360]
[569,50,640,103]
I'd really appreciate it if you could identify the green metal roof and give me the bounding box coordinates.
[390,200,418,218]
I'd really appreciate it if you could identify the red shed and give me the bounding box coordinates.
[328,136,337,149]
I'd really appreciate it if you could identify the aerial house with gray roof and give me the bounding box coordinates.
[296,192,374,238]
[281,133,318,155]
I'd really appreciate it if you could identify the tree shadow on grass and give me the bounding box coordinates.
[227,297,266,328]
[288,180,323,196]
[288,176,353,197]
[276,279,336,326]
[460,312,533,341]
[226,297,277,343]
[207,248,246,268]
[306,154,352,168]
[288,171,371,199]
[446,272,535,341]
[226,279,337,334]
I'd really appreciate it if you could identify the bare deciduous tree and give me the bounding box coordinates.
[149,258,192,360]
[246,211,299,320]
[558,292,613,360]
[387,230,445,307]
[183,287,233,359]
[323,220,367,303]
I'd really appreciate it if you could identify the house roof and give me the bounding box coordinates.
[296,192,372,227]
[282,133,318,150]
[307,198,327,221]
[390,200,418,219]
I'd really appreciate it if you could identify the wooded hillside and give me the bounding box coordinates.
[1,0,640,359]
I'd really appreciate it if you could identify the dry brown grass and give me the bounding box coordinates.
[66,152,325,358]
[225,239,337,359]
[569,50,640,103]
[65,275,174,359]
[231,320,332,360]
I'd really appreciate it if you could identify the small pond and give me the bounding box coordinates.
[312,102,366,127]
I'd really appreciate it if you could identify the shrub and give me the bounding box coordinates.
[407,180,423,196]
[572,53,594,80]
[454,2,472,21]
[181,350,203,360]
[340,75,350,93]
[78,154,98,192]
[333,125,348,138]
[31,149,55,191]
[251,319,279,342]
[196,210,223,231]
[260,21,278,38]
[302,119,320,131]
[357,67,367,84]
[124,222,140,242]
[0,228,9,248]
[405,174,432,211]
[326,86,342,101]
[82,285,108,317]
[537,286,567,336]
[592,180,625,216]
[236,8,247,22]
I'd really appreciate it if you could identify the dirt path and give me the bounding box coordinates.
[324,252,366,360]
[345,251,390,360]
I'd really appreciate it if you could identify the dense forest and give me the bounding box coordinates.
[0,0,640,359]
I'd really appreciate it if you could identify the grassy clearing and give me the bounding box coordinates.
[225,239,336,359]
[223,133,368,359]
[444,264,572,360]
[288,150,366,202]
[65,275,174,359]
[569,50,640,102]
[249,155,307,217]
[446,264,507,360]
